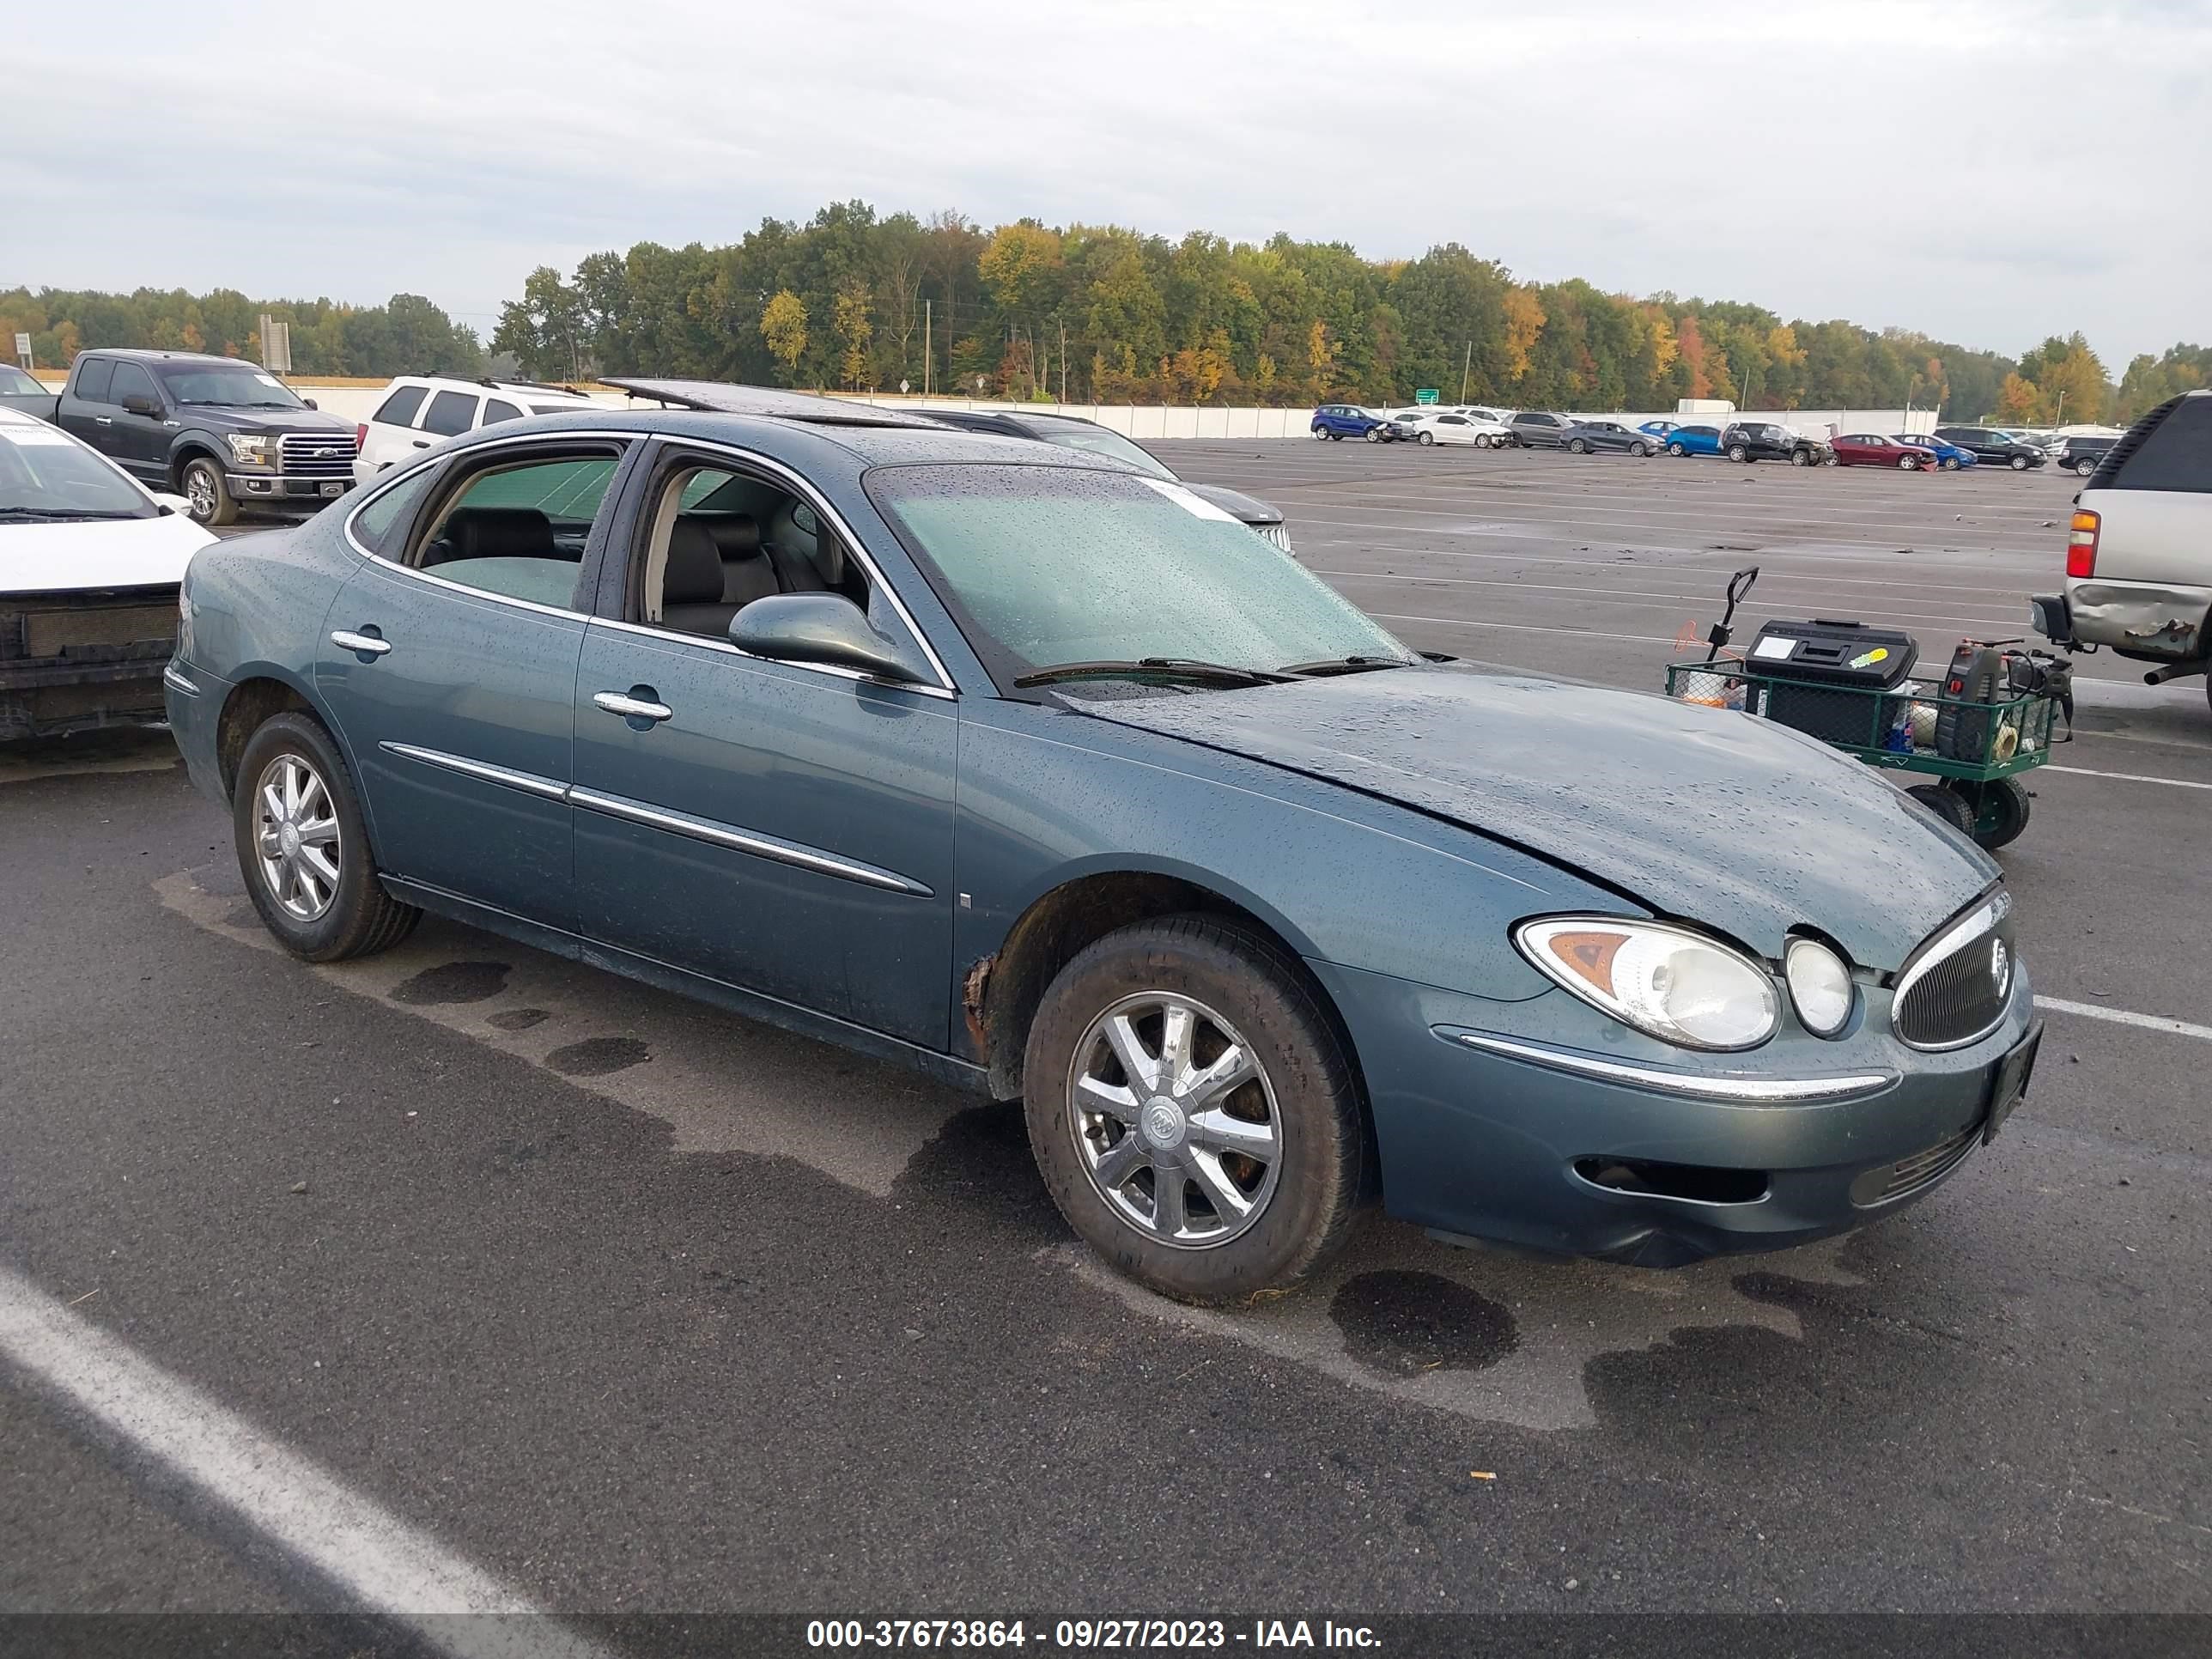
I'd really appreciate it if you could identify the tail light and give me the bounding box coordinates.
[355,423,368,449]
[2066,509,2100,579]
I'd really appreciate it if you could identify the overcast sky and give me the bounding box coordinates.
[10,0,2206,364]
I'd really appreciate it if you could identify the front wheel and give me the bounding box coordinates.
[1942,456,1960,471]
[1474,433,1492,448]
[1629,441,1650,457]
[1022,915,1367,1304]
[2011,455,2030,471]
[1899,455,1920,471]
[1567,438,1588,454]
[1417,430,1434,447]
[181,456,237,526]
[1668,441,1686,457]
[1727,445,1749,463]
[233,712,421,962]
[1790,448,1811,466]
[1363,428,1380,442]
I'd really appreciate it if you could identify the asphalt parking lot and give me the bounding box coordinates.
[3,441,2207,1650]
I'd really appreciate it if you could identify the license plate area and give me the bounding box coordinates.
[1982,1020,2042,1144]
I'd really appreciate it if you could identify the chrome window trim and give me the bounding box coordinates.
[380,742,568,802]
[1892,891,2014,1053]
[570,786,932,896]
[1437,1027,1896,1103]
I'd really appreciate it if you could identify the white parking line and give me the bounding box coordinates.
[2034,998,2212,1042]
[0,1264,613,1659]
[1369,611,1673,645]
[2042,764,2212,793]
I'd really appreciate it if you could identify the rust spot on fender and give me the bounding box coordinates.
[961,954,994,1059]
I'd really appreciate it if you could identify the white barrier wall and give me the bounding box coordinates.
[289,384,1944,441]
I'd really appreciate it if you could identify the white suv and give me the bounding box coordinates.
[2033,389,2212,720]
[352,377,597,484]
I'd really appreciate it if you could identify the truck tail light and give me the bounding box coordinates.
[2066,509,2100,579]
[356,423,368,449]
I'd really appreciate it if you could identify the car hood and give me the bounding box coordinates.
[0,510,215,593]
[1180,480,1283,526]
[1085,666,1997,969]
[173,405,351,434]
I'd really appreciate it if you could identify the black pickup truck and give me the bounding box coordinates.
[55,349,358,526]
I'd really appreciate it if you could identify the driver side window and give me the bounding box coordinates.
[631,459,869,640]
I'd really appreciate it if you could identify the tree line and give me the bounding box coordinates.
[9,202,2203,425]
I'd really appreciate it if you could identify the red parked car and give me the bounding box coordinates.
[1832,432,1941,471]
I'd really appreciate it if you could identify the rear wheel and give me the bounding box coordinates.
[1022,915,1367,1304]
[2075,458,2095,477]
[1905,783,1976,836]
[1958,777,2032,848]
[1727,444,1749,463]
[233,712,420,961]
[1311,427,1328,440]
[181,455,237,526]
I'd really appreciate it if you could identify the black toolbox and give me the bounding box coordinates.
[1742,619,1920,746]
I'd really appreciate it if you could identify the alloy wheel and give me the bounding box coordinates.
[185,465,216,520]
[1066,992,1282,1249]
[252,752,342,922]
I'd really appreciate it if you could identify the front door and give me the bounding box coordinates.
[569,450,958,1048]
[104,361,169,482]
[315,441,630,932]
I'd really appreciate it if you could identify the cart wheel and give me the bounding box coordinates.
[1958,777,2032,848]
[1905,784,1977,836]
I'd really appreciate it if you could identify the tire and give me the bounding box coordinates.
[1899,455,1920,471]
[1941,456,1960,471]
[1668,441,1686,457]
[1905,783,1977,836]
[1791,448,1812,466]
[1629,441,1649,457]
[1474,433,1491,448]
[1418,430,1434,447]
[1727,445,1749,463]
[2010,454,2030,471]
[181,454,237,526]
[1959,776,2032,848]
[1329,431,1343,441]
[1567,438,1588,454]
[1312,427,1329,440]
[2075,459,2095,477]
[233,711,421,963]
[1364,428,1380,442]
[1022,915,1367,1304]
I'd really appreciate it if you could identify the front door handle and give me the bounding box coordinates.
[94,416,112,425]
[331,629,392,659]
[593,689,672,724]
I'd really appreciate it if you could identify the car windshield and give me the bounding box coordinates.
[868,464,1413,688]
[1,366,45,396]
[158,366,307,409]
[0,424,155,519]
[1029,422,1176,480]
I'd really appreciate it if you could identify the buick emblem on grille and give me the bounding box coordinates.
[1989,939,2011,997]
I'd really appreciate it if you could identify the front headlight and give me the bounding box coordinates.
[226,434,275,465]
[1515,916,1779,1051]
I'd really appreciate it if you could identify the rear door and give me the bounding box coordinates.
[57,356,118,455]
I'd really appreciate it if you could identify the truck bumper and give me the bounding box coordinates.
[227,472,353,507]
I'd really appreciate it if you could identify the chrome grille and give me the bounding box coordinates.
[278,433,359,477]
[1893,896,2016,1050]
[1849,1123,1978,1206]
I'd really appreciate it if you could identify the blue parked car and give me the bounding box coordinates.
[1895,432,1978,471]
[1638,420,1678,447]
[166,381,2038,1302]
[1664,422,1724,457]
[1310,402,1386,441]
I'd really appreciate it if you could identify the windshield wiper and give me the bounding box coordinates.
[0,507,143,521]
[1277,653,1409,677]
[1013,657,1290,690]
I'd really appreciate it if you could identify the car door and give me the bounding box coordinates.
[316,436,635,932]
[569,442,959,1047]
[104,361,169,481]
[58,356,118,457]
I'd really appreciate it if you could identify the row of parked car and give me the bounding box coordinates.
[1309,401,2116,476]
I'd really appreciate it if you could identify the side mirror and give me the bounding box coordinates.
[303,398,319,410]
[151,492,192,516]
[121,394,161,417]
[728,592,930,685]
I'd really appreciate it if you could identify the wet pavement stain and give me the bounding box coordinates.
[1331,1270,1518,1375]
[487,1007,550,1032]
[390,960,511,1006]
[545,1036,652,1076]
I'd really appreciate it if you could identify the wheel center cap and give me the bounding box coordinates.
[1139,1097,1186,1150]
[277,822,301,858]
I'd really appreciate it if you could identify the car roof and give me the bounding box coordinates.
[600,377,946,428]
[398,374,594,400]
[80,349,240,364]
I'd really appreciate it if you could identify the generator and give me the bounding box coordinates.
[1742,618,1920,746]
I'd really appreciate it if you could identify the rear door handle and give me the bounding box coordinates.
[410,441,429,449]
[331,629,392,658]
[593,690,672,724]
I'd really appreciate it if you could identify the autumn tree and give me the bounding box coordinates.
[760,289,808,381]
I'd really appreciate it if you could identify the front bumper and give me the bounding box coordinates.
[1314,958,2037,1267]
[227,471,354,505]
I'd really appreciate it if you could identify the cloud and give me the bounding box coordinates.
[9,0,2206,359]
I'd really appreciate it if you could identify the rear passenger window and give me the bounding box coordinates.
[73,358,115,403]
[2111,398,2212,494]
[411,449,623,606]
[420,389,478,438]
[483,398,524,425]
[372,385,427,427]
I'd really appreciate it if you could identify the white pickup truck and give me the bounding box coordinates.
[2033,389,2212,723]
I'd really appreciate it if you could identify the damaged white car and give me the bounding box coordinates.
[0,406,215,741]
